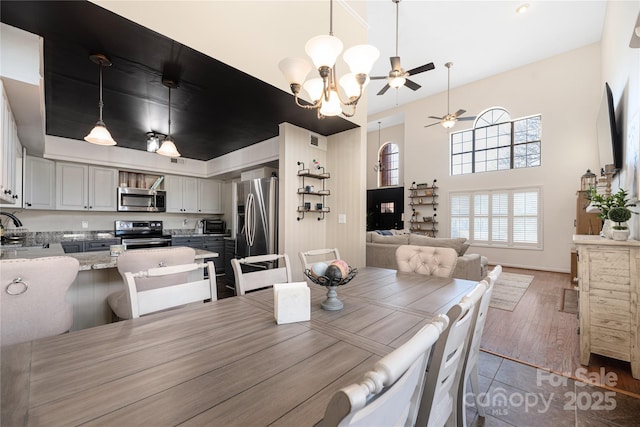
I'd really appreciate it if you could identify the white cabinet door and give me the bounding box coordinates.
[24,156,55,210]
[56,162,118,211]
[165,175,199,213]
[89,166,118,211]
[56,162,88,210]
[0,81,19,204]
[198,179,222,214]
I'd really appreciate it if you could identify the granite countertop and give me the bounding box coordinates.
[0,244,218,271]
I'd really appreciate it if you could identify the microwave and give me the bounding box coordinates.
[203,219,225,234]
[117,187,166,212]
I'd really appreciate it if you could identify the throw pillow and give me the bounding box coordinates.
[408,234,468,256]
[375,230,394,236]
[371,233,410,244]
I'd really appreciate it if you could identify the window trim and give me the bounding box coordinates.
[378,141,399,188]
[450,186,543,250]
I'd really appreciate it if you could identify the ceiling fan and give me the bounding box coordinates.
[370,0,435,96]
[425,62,475,129]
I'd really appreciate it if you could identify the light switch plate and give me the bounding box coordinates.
[338,214,346,224]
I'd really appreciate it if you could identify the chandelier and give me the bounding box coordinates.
[278,0,379,118]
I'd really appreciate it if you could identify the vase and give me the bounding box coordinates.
[321,286,344,311]
[601,219,613,239]
[611,227,630,241]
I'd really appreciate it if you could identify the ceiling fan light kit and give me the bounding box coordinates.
[278,0,379,118]
[84,53,117,146]
[424,62,475,129]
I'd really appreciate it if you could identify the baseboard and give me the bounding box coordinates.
[487,262,570,274]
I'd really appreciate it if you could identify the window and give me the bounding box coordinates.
[378,142,399,187]
[450,187,542,248]
[380,202,395,213]
[451,107,541,175]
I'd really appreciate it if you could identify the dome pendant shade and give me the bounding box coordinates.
[156,136,181,157]
[84,120,116,145]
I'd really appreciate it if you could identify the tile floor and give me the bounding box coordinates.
[466,351,640,426]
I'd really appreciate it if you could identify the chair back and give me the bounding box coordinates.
[231,253,292,295]
[109,247,197,319]
[123,261,217,318]
[416,281,487,427]
[322,315,449,427]
[1,256,79,346]
[396,245,458,278]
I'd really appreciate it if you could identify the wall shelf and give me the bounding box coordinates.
[408,179,438,236]
[297,161,330,221]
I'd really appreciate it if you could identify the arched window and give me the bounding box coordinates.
[450,107,541,175]
[378,142,399,187]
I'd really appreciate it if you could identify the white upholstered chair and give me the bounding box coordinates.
[456,265,502,425]
[231,253,292,296]
[1,256,79,346]
[299,248,340,284]
[396,245,458,278]
[321,315,450,427]
[122,261,217,319]
[108,246,197,319]
[416,281,487,427]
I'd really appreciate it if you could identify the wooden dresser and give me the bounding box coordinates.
[573,235,639,379]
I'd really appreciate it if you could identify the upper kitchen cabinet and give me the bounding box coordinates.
[56,162,118,211]
[24,155,55,209]
[198,179,222,214]
[0,81,22,204]
[165,175,198,213]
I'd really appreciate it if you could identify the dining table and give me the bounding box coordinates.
[1,266,478,426]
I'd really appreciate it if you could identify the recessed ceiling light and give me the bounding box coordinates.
[516,3,530,14]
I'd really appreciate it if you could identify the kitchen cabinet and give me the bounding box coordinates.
[225,238,236,287]
[573,235,640,379]
[56,162,118,211]
[0,81,21,204]
[24,156,56,210]
[165,175,198,213]
[171,235,205,249]
[198,179,222,214]
[61,238,120,253]
[203,235,225,274]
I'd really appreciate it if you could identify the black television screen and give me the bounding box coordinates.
[596,82,622,170]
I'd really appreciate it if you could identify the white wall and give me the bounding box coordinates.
[370,43,603,272]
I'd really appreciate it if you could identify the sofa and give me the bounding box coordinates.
[366,230,488,281]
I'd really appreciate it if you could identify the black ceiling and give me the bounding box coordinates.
[0,1,359,161]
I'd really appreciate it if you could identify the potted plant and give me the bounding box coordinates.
[608,206,632,240]
[587,188,636,238]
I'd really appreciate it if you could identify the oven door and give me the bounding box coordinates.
[121,237,172,250]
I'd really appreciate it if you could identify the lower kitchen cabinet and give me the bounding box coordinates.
[61,239,120,253]
[203,236,225,274]
[171,235,204,249]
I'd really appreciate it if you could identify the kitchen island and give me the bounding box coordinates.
[1,243,219,330]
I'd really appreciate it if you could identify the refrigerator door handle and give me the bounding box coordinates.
[246,193,255,247]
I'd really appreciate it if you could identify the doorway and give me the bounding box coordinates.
[367,187,404,231]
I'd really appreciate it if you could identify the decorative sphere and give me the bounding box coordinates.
[310,262,328,277]
[330,259,349,277]
[324,264,343,281]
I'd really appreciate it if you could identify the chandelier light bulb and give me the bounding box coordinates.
[303,78,325,102]
[305,34,343,69]
[319,89,342,116]
[278,57,312,85]
[343,44,380,75]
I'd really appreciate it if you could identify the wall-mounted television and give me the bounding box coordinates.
[596,82,622,171]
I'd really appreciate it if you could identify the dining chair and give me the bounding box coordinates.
[321,315,450,427]
[1,256,79,346]
[122,260,217,318]
[108,246,197,319]
[396,244,458,278]
[416,281,487,427]
[298,248,340,284]
[456,265,502,426]
[231,253,292,295]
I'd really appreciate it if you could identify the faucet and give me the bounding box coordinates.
[0,212,23,228]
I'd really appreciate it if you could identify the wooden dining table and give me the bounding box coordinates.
[1,267,477,426]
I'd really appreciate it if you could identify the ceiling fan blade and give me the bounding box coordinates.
[404,79,421,91]
[377,84,391,96]
[427,115,444,120]
[390,56,402,71]
[406,62,435,76]
[453,109,466,118]
[424,121,441,128]
[458,116,476,121]
[370,76,388,80]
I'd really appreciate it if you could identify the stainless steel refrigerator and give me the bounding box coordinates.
[236,177,278,257]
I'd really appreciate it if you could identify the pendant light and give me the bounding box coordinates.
[156,78,181,157]
[373,121,383,172]
[84,54,117,146]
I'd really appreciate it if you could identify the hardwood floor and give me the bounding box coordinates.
[481,266,640,397]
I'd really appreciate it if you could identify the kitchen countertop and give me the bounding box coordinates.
[0,244,218,271]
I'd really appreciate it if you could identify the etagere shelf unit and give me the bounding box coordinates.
[297,161,330,221]
[408,179,438,237]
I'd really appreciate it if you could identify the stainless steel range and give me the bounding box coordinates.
[114,220,172,250]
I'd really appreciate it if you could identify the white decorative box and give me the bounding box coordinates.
[273,282,310,324]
